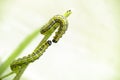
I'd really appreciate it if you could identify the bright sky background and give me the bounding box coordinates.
[0,0,120,80]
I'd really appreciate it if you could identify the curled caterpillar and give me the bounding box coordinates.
[40,15,68,43]
[10,40,52,73]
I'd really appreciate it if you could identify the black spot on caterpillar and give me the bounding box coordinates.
[40,15,68,43]
[10,40,52,72]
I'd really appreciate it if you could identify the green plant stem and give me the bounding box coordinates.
[0,29,40,75]
[13,65,28,80]
[0,72,14,80]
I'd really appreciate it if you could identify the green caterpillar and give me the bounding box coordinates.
[40,15,68,43]
[10,40,52,73]
[10,10,71,75]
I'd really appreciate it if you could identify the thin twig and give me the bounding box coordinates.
[13,65,28,80]
[0,72,14,80]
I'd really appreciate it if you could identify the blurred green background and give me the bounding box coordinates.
[0,0,120,80]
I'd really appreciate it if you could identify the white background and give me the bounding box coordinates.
[0,0,120,80]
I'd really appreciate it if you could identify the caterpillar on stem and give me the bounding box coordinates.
[8,10,71,80]
[10,40,52,73]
